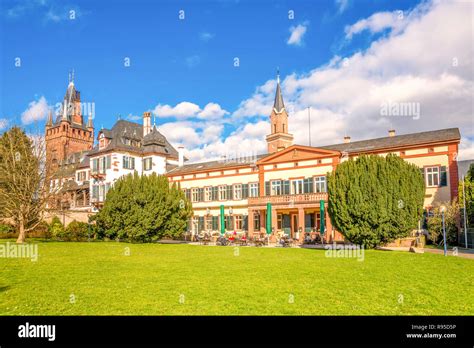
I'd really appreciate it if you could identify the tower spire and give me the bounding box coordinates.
[273,68,285,114]
[46,108,53,127]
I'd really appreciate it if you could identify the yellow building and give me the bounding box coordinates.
[167,77,461,243]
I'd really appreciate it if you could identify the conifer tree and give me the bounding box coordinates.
[327,154,425,248]
[94,173,192,242]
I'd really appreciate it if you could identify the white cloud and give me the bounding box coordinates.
[198,103,229,119]
[0,118,8,130]
[156,0,473,163]
[199,32,215,42]
[336,0,349,14]
[153,102,201,119]
[21,96,49,125]
[345,11,407,39]
[232,0,473,158]
[287,22,309,46]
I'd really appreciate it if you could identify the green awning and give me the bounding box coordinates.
[220,205,225,235]
[320,200,325,234]
[266,202,272,235]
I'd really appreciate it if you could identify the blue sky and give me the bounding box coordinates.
[1,0,472,162]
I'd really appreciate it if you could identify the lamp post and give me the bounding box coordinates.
[440,205,447,256]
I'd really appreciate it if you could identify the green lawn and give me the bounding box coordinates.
[0,240,473,315]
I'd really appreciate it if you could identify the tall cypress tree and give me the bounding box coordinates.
[327,154,425,248]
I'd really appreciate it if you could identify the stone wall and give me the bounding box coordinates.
[44,210,93,226]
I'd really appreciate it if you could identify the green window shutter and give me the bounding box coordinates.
[265,181,270,196]
[242,184,249,198]
[243,216,248,231]
[106,155,111,169]
[226,215,233,230]
[283,180,290,195]
[304,178,313,193]
[92,159,98,172]
[123,156,126,169]
[198,188,204,202]
[440,166,447,186]
[226,185,233,200]
[212,216,218,230]
[198,216,204,232]
[212,186,218,200]
[131,157,135,169]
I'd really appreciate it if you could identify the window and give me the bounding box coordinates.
[249,183,259,197]
[192,188,199,202]
[277,214,282,230]
[204,187,212,201]
[184,188,191,201]
[212,216,219,230]
[77,171,86,182]
[235,215,243,230]
[426,166,439,187]
[218,185,227,200]
[226,185,233,200]
[314,176,327,193]
[271,180,282,195]
[123,156,135,170]
[123,138,131,146]
[205,216,213,231]
[253,213,260,231]
[291,179,304,194]
[233,184,242,200]
[225,215,234,231]
[143,158,152,171]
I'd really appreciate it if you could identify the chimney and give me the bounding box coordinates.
[388,129,396,137]
[143,111,151,136]
[178,146,184,167]
[344,135,351,144]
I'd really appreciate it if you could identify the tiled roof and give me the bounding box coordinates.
[167,128,461,175]
[88,120,178,158]
[167,154,269,175]
[320,128,460,154]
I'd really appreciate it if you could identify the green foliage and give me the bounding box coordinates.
[327,154,425,248]
[0,223,13,234]
[426,201,459,246]
[48,216,65,240]
[64,220,89,241]
[458,163,474,226]
[94,173,192,242]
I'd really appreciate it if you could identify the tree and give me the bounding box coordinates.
[327,154,425,248]
[0,127,58,243]
[426,201,459,246]
[94,173,192,242]
[459,163,474,227]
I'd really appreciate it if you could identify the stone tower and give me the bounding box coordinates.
[45,73,94,169]
[266,72,294,154]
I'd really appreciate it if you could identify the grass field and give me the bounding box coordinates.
[0,240,473,315]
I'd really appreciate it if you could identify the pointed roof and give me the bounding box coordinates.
[273,73,285,114]
[46,109,53,126]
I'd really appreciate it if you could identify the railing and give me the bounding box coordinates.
[248,192,328,206]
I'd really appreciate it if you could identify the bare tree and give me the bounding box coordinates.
[0,126,59,243]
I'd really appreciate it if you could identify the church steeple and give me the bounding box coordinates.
[273,70,285,114]
[266,70,293,154]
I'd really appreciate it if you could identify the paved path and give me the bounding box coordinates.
[423,247,474,259]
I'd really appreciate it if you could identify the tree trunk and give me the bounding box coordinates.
[16,217,26,244]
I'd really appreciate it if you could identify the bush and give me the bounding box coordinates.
[327,154,425,248]
[49,216,65,240]
[64,220,89,241]
[30,221,50,238]
[95,173,192,242]
[426,201,459,246]
[0,223,15,238]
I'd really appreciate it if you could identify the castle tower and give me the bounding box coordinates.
[45,72,94,169]
[266,71,294,153]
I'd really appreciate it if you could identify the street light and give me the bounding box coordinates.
[440,204,447,256]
